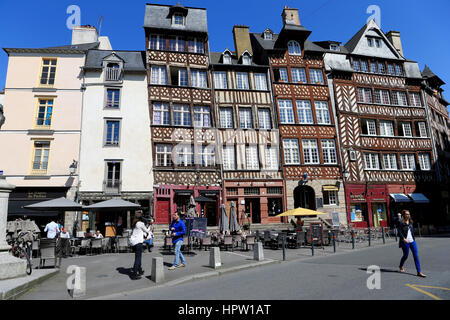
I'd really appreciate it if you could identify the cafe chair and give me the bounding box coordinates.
[79,238,92,255]
[243,235,256,251]
[101,237,111,253]
[222,235,233,251]
[263,231,272,248]
[200,236,212,251]
[91,238,102,255]
[117,236,130,253]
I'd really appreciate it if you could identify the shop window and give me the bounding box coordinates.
[350,203,368,223]
[371,203,387,227]
[267,187,283,194]
[226,188,238,196]
[244,188,259,195]
[268,198,283,216]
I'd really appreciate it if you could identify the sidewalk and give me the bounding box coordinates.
[13,235,398,300]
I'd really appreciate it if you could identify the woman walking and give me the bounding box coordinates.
[129,212,151,280]
[398,210,427,278]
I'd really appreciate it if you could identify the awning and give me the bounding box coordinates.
[408,193,430,204]
[390,194,411,203]
[194,195,216,203]
[174,189,194,196]
[323,185,338,191]
[83,198,141,210]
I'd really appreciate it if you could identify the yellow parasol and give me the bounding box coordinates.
[276,207,326,217]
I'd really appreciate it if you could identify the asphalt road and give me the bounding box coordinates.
[106,237,450,300]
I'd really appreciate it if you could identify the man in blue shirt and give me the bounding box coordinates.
[168,212,186,270]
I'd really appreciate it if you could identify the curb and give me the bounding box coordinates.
[0,269,60,300]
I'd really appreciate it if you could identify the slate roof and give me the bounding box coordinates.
[3,42,99,55]
[84,50,146,71]
[422,65,445,85]
[209,51,268,67]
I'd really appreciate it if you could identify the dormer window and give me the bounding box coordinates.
[264,31,273,40]
[330,44,340,51]
[242,54,251,65]
[367,37,382,48]
[172,13,184,26]
[288,40,301,55]
[223,54,231,64]
[104,60,123,82]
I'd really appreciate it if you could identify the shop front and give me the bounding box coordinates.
[387,184,431,226]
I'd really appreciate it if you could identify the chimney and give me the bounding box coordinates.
[385,31,404,57]
[282,6,301,26]
[71,25,98,45]
[232,25,253,59]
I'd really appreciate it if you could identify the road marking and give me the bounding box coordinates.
[405,284,450,300]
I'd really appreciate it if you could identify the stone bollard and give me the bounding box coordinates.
[151,257,164,283]
[209,247,221,269]
[253,242,264,261]
[68,266,86,299]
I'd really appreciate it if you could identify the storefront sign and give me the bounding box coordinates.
[349,194,366,202]
[27,192,47,199]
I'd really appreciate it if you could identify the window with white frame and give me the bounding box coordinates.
[32,141,50,173]
[409,92,422,107]
[361,60,369,73]
[288,40,302,55]
[364,153,380,170]
[105,120,120,146]
[279,100,295,124]
[283,139,300,165]
[297,100,313,124]
[173,13,184,26]
[353,60,361,72]
[150,66,168,85]
[302,139,319,164]
[383,154,398,170]
[173,104,191,126]
[357,87,373,103]
[379,120,394,137]
[219,107,233,128]
[274,68,289,82]
[170,68,188,86]
[378,62,386,74]
[264,31,273,40]
[242,55,251,65]
[370,62,378,73]
[193,106,211,128]
[153,102,170,125]
[321,139,337,164]
[392,91,408,106]
[214,72,228,89]
[309,69,324,84]
[362,119,377,136]
[254,73,268,90]
[149,35,166,50]
[418,153,431,171]
[155,144,173,166]
[222,145,235,170]
[236,72,249,89]
[395,64,403,76]
[258,109,271,129]
[291,68,307,83]
[191,70,207,88]
[401,122,413,137]
[188,38,204,54]
[223,53,231,64]
[375,39,382,48]
[314,101,331,124]
[418,122,427,137]
[265,146,278,170]
[169,36,185,52]
[367,38,374,47]
[199,145,215,167]
[246,145,259,170]
[400,154,416,171]
[387,64,395,75]
[239,108,253,129]
[374,89,391,105]
[175,144,194,166]
[323,191,338,205]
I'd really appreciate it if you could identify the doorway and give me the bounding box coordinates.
[245,198,261,224]
[294,186,316,210]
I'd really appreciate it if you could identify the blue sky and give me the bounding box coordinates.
[0,0,449,98]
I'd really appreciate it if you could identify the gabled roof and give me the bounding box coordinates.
[3,42,99,55]
[84,50,146,71]
[209,51,268,68]
[422,65,445,85]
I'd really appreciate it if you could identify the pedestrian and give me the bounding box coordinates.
[129,211,152,279]
[398,210,427,278]
[44,219,60,239]
[143,218,154,252]
[168,212,186,270]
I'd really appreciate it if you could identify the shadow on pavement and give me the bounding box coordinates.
[358,267,417,277]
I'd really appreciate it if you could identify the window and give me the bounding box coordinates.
[236,72,249,89]
[175,144,194,166]
[387,64,395,75]
[288,40,302,55]
[36,99,53,127]
[246,145,259,170]
[40,59,57,86]
[265,146,278,170]
[418,122,427,138]
[223,54,231,64]
[418,153,431,171]
[264,31,273,40]
[361,119,377,136]
[173,105,191,126]
[219,107,233,128]
[364,153,380,170]
[296,100,313,124]
[244,188,260,195]
[279,100,295,124]
[150,66,168,85]
[153,102,170,125]
[395,64,403,76]
[239,108,253,129]
[199,145,215,167]
[258,109,271,129]
[273,68,288,82]
[367,38,374,47]
[323,191,338,205]
[188,38,204,54]
[353,60,361,72]
[105,120,120,146]
[361,61,369,73]
[410,92,422,107]
[173,13,184,26]
[379,121,394,136]
[309,69,324,84]
[242,55,251,65]
[383,154,398,170]
[191,70,207,88]
[283,139,300,165]
[105,161,121,193]
[330,44,340,51]
[392,91,408,106]
[222,145,235,170]
[193,106,210,128]
[314,101,331,124]
[322,139,337,164]
[254,73,268,90]
[214,72,228,89]
[155,144,173,166]
[357,88,373,103]
[291,68,307,83]
[302,139,319,164]
[32,141,50,173]
[400,154,416,171]
[370,62,378,73]
[169,36,185,52]
[374,89,391,105]
[106,89,120,108]
[149,35,166,50]
[170,68,188,86]
[375,39,382,48]
[378,62,386,74]
[401,122,413,137]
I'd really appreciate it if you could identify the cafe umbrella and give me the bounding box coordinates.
[229,202,240,233]
[186,195,197,218]
[23,197,83,225]
[219,204,229,233]
[276,207,326,226]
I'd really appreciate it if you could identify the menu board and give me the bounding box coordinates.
[182,217,207,238]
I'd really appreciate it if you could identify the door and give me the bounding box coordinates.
[155,199,170,224]
[246,199,261,224]
[205,203,217,226]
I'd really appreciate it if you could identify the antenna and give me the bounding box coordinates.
[98,16,103,36]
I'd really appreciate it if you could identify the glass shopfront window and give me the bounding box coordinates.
[268,198,283,217]
[350,203,368,223]
[371,203,387,227]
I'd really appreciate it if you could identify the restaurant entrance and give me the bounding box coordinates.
[246,198,261,224]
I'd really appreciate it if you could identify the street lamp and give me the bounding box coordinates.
[342,170,350,181]
[69,160,78,176]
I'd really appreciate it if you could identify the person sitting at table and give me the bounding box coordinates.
[94,230,104,239]
[84,228,93,238]
[60,227,71,239]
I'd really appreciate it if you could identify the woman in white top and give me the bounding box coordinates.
[129,212,151,279]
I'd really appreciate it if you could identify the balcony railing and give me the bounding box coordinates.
[31,162,48,175]
[105,67,122,81]
[103,179,122,194]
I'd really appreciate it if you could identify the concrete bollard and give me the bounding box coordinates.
[151,257,164,283]
[209,247,221,269]
[253,242,264,261]
[68,266,86,299]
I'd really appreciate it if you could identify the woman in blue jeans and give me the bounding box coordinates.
[398,210,427,278]
[168,212,186,270]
